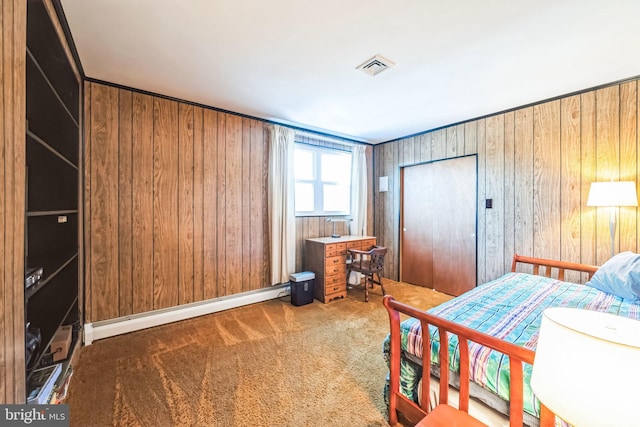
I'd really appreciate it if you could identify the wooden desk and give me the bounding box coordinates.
[305,236,376,303]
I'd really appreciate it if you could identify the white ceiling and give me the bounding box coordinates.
[60,0,640,144]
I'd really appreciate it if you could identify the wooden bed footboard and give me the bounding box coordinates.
[383,295,556,427]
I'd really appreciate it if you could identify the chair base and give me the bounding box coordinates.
[348,272,386,302]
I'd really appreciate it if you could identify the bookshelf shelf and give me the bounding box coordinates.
[24,0,81,402]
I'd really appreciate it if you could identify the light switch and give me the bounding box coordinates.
[379,176,389,192]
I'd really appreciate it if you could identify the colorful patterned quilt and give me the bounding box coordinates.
[382,272,640,418]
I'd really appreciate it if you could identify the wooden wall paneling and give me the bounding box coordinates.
[464,121,477,156]
[295,218,304,273]
[514,107,534,267]
[1,0,26,402]
[418,133,431,163]
[193,107,204,301]
[131,92,154,314]
[374,145,384,250]
[402,136,415,165]
[178,103,195,304]
[392,139,401,280]
[476,119,487,283]
[383,142,396,280]
[202,109,218,299]
[366,145,375,236]
[580,92,597,277]
[503,112,515,274]
[216,113,227,296]
[249,119,266,290]
[153,98,179,310]
[559,95,583,283]
[619,81,637,253]
[595,87,620,264]
[638,84,640,255]
[241,118,252,292]
[446,125,464,158]
[484,115,505,281]
[90,84,120,321]
[83,81,92,321]
[118,89,133,315]
[225,114,242,296]
[431,129,446,161]
[533,100,561,261]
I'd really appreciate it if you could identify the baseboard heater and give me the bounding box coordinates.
[84,283,290,345]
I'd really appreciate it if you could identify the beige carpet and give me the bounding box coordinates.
[67,280,452,426]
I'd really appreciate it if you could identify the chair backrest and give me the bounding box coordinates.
[370,246,387,272]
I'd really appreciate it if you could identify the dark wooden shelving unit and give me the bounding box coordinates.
[24,0,81,398]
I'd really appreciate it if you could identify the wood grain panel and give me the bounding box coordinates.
[514,107,534,264]
[90,84,120,321]
[225,114,242,296]
[580,92,597,278]
[202,109,218,299]
[533,101,561,261]
[619,82,637,253]
[418,133,430,163]
[476,119,486,283]
[464,121,477,155]
[383,141,397,279]
[503,112,515,274]
[83,81,92,322]
[560,95,582,283]
[118,89,133,315]
[153,98,179,310]
[250,119,266,290]
[131,92,154,314]
[595,87,620,264]
[216,113,227,296]
[484,115,504,280]
[1,0,27,402]
[178,103,194,304]
[431,129,446,161]
[192,107,204,301]
[242,118,252,292]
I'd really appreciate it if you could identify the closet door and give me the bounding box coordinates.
[401,155,477,296]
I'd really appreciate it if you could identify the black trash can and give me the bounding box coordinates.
[289,271,315,306]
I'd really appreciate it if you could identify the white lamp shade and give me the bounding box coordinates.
[586,181,638,207]
[531,308,640,427]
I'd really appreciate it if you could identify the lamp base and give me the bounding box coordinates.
[331,234,340,238]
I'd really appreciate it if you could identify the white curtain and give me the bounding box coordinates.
[268,125,296,285]
[349,145,368,236]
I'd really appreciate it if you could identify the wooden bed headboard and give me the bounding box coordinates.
[510,254,599,281]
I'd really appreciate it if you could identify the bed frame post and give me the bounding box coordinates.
[383,296,401,425]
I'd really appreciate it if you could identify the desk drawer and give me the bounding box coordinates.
[325,280,346,295]
[326,263,346,275]
[361,239,376,249]
[325,273,345,286]
[346,241,361,249]
[325,255,345,267]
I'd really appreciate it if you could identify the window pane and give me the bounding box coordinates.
[323,183,350,212]
[321,152,351,183]
[295,182,315,212]
[294,149,314,181]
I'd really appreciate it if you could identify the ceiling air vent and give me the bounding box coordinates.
[356,54,395,76]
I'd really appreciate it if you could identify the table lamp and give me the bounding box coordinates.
[531,307,640,427]
[586,181,638,257]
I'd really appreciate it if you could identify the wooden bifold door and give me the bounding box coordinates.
[401,155,477,296]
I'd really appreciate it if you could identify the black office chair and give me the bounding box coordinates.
[346,246,387,302]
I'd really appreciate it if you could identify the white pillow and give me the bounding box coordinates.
[586,251,640,302]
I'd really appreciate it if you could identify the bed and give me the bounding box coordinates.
[382,254,640,426]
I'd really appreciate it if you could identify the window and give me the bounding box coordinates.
[294,143,352,216]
